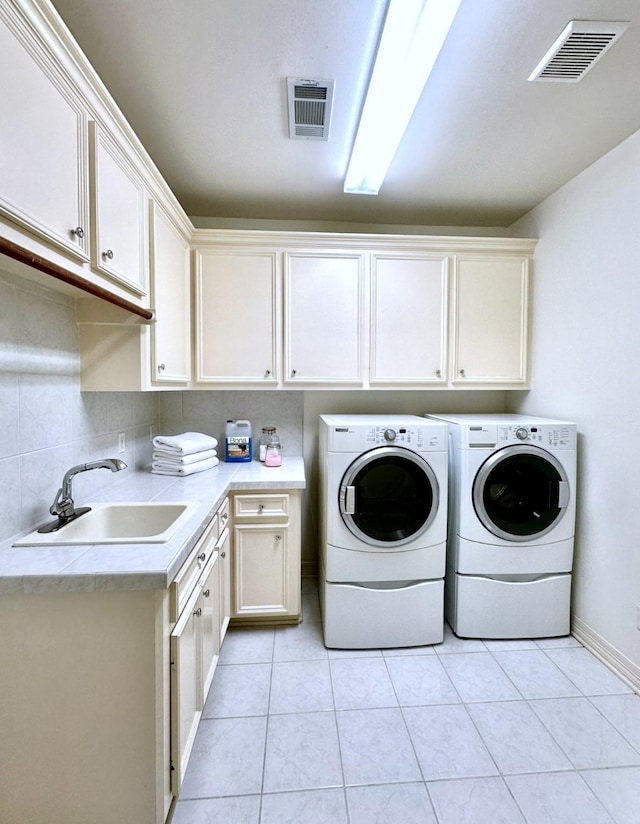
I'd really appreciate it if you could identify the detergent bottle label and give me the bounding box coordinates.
[225,435,252,462]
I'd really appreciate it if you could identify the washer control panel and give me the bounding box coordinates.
[367,426,425,448]
[325,417,447,452]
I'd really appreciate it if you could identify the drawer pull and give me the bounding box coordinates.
[193,607,202,617]
[258,504,264,513]
[221,551,226,558]
[276,534,281,541]
[203,589,211,598]
[198,552,206,563]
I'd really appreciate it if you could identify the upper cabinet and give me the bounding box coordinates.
[189,232,536,392]
[370,253,448,386]
[194,247,280,386]
[0,6,89,260]
[451,255,529,386]
[284,251,365,386]
[90,123,148,297]
[0,0,191,319]
[150,201,191,384]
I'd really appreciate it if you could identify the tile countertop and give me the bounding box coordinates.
[0,457,306,596]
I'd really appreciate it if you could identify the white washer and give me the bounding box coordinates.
[319,414,448,649]
[426,413,577,639]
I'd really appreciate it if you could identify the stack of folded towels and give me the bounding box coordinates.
[151,432,219,476]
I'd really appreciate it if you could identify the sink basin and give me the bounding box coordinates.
[14,502,198,546]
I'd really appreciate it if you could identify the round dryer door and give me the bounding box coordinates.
[473,445,570,541]
[339,446,439,549]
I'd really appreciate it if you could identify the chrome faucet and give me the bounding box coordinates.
[38,458,127,533]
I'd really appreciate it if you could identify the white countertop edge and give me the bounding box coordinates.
[0,458,306,595]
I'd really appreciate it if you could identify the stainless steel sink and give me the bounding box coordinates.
[14,502,198,546]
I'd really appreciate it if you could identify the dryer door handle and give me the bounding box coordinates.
[557,481,570,508]
[340,485,356,515]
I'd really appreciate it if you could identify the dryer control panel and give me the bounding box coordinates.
[498,424,576,449]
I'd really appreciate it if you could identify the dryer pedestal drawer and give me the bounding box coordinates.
[447,570,571,639]
[321,579,443,649]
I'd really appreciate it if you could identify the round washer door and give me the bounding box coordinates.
[339,446,439,549]
[473,445,570,542]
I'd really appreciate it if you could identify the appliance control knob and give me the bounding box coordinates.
[515,427,529,440]
[384,428,397,442]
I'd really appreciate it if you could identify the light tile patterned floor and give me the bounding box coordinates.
[170,581,640,824]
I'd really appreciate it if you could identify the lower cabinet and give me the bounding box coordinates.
[0,587,174,824]
[231,490,301,623]
[0,489,300,823]
[170,500,229,796]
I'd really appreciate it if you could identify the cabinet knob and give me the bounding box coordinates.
[258,504,264,512]
[198,552,206,563]
[459,369,466,377]
[71,226,85,239]
[265,369,271,377]
[193,607,202,617]
[203,589,211,598]
[291,369,297,377]
[221,551,226,558]
[158,363,166,372]
[435,369,442,378]
[275,534,281,541]
[102,249,114,260]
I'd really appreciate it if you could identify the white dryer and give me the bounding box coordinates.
[319,414,448,649]
[427,413,577,639]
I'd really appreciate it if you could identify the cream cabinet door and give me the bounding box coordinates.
[451,256,529,386]
[0,11,89,259]
[194,248,280,385]
[284,251,365,385]
[90,123,148,297]
[170,582,201,795]
[199,554,220,702]
[149,201,191,384]
[370,253,448,385]
[233,524,293,617]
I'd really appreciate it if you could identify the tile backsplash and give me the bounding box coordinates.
[0,269,158,542]
[158,390,304,458]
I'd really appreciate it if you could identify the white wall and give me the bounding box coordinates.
[509,128,640,670]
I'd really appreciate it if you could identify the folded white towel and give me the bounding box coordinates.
[151,456,219,476]
[152,432,218,456]
[152,448,217,466]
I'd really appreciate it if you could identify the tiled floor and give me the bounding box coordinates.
[170,581,640,824]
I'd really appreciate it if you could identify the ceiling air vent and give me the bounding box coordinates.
[528,20,629,83]
[287,78,335,140]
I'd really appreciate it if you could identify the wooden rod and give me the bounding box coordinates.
[0,236,155,321]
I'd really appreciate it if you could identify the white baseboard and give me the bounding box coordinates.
[571,615,640,695]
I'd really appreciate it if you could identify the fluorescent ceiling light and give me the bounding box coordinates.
[344,0,462,196]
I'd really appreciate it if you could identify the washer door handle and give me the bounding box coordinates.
[340,485,356,515]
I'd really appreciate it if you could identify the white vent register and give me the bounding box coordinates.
[287,78,335,140]
[528,20,628,83]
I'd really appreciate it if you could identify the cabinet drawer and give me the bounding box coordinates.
[233,493,289,521]
[171,513,218,621]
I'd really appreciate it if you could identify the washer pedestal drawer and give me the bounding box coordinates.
[321,579,443,649]
[446,569,571,639]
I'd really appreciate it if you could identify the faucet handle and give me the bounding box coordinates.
[49,487,75,519]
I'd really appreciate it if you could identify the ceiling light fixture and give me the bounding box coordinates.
[344,0,462,196]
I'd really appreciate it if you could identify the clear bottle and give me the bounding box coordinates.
[259,426,276,462]
[265,431,282,467]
